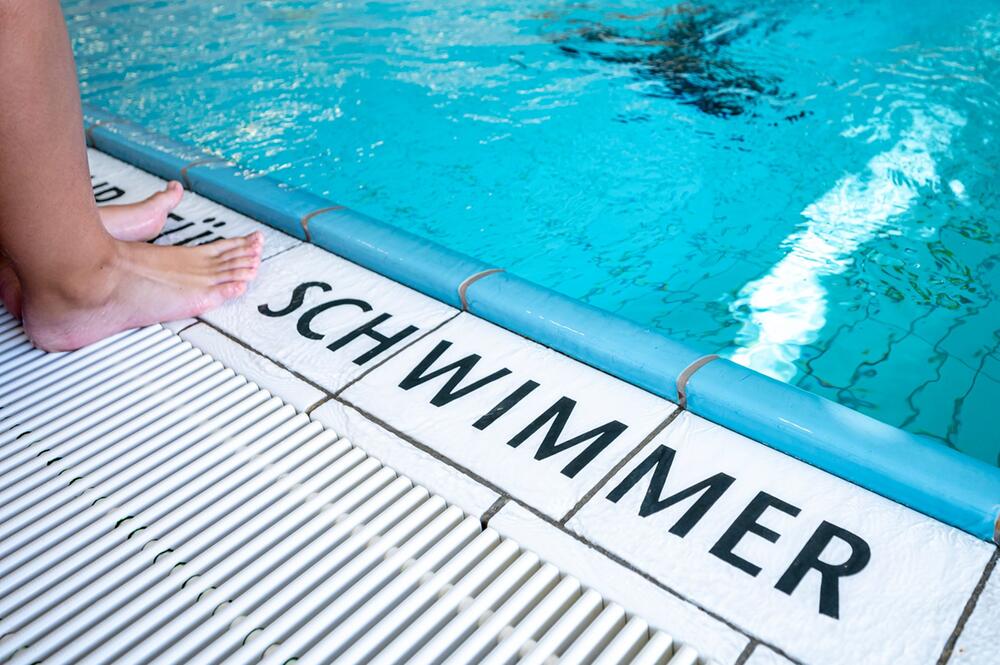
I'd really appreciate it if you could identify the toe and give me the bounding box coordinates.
[149,181,183,212]
[0,260,23,319]
[215,267,258,285]
[221,256,261,271]
[189,280,247,316]
[218,242,263,262]
[213,280,247,302]
[205,236,245,255]
[206,233,261,257]
[161,181,184,206]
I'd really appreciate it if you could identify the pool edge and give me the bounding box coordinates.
[81,104,1000,544]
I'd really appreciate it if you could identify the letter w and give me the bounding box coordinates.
[606,445,734,537]
[399,340,511,407]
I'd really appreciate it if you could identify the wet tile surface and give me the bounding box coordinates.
[745,645,796,665]
[949,557,1000,664]
[567,411,994,665]
[161,318,198,334]
[201,244,457,393]
[179,323,325,412]
[488,501,750,665]
[87,149,299,259]
[310,400,500,517]
[342,313,677,518]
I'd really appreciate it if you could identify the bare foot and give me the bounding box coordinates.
[98,180,184,242]
[21,232,263,352]
[0,257,22,319]
[0,181,185,318]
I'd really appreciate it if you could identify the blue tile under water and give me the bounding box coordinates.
[64,0,1000,465]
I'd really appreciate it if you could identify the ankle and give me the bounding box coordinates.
[23,242,121,310]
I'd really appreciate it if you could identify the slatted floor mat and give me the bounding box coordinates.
[0,309,713,665]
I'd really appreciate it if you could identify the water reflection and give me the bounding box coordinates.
[548,4,784,117]
[727,105,965,380]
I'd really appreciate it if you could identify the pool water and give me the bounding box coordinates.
[63,0,1000,465]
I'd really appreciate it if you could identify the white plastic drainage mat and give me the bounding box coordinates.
[0,308,712,665]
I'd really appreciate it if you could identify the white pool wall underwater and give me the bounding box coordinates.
[81,104,1000,544]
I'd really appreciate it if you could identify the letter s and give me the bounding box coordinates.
[258,282,332,318]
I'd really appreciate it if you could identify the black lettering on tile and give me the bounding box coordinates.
[775,521,871,619]
[154,222,196,241]
[507,397,626,478]
[327,313,419,365]
[296,299,372,340]
[399,340,511,407]
[606,445,734,537]
[709,491,800,576]
[472,380,541,430]
[174,231,215,246]
[93,182,125,202]
[258,282,333,318]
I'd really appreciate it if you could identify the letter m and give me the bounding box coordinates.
[606,445,735,537]
[507,397,627,478]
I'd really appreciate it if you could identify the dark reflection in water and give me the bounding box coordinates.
[549,3,784,117]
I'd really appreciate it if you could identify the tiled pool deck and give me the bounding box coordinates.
[83,147,1000,665]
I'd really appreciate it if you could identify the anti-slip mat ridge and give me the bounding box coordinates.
[0,308,710,665]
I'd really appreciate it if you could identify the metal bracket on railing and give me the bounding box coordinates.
[458,268,504,310]
[179,157,230,190]
[85,120,117,146]
[675,354,720,410]
[299,206,345,242]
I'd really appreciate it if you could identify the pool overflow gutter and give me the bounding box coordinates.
[81,104,1000,545]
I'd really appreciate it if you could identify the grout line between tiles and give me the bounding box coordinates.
[192,304,457,411]
[194,319,334,399]
[305,396,332,415]
[936,546,999,664]
[505,498,801,665]
[338,396,511,497]
[332,310,462,399]
[479,496,509,528]
[166,321,199,335]
[559,407,683,526]
[339,397,786,665]
[733,640,760,665]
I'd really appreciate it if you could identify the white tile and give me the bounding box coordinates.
[489,502,749,665]
[201,244,456,393]
[310,400,500,517]
[162,318,198,334]
[88,149,164,202]
[744,645,795,665]
[567,411,995,665]
[342,313,676,519]
[87,149,299,259]
[179,323,325,412]
[949,558,1000,664]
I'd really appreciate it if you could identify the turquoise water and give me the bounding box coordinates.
[63,1,1000,465]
